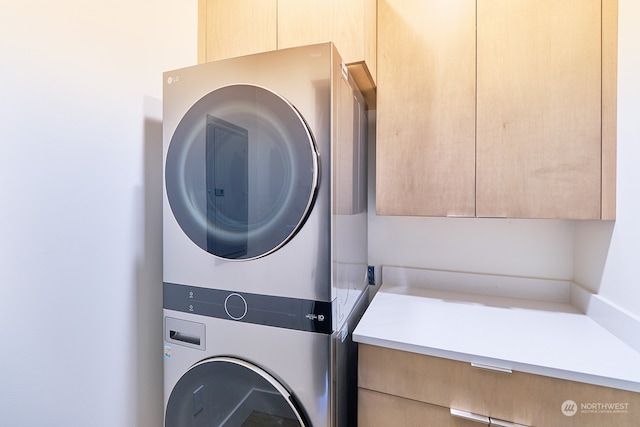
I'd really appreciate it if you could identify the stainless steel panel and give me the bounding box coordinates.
[163,310,332,426]
[330,45,368,330]
[164,287,368,427]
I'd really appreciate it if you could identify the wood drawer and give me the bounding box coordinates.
[358,344,640,426]
[359,388,483,427]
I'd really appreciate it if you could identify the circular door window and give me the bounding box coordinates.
[166,85,319,260]
[165,357,308,427]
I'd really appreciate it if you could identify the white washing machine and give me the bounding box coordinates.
[162,43,368,426]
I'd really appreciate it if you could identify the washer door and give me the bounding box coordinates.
[165,357,308,427]
[165,84,319,260]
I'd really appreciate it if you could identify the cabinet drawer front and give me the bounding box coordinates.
[358,344,640,426]
[359,388,484,427]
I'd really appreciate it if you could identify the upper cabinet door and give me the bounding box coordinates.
[198,0,277,63]
[476,0,603,219]
[376,0,477,216]
[277,0,377,83]
[277,0,377,107]
[198,0,377,107]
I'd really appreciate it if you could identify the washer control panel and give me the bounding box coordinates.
[163,282,333,334]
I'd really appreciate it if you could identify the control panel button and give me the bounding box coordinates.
[224,293,248,320]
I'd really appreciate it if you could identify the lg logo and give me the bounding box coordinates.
[561,400,578,417]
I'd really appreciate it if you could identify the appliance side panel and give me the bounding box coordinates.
[331,288,370,426]
[331,43,369,330]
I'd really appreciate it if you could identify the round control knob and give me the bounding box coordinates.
[224,293,248,320]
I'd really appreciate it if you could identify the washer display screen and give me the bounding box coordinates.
[165,85,319,260]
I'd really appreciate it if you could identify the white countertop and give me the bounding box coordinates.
[353,269,640,393]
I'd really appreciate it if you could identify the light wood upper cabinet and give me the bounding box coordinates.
[197,0,277,63]
[198,0,376,107]
[376,0,617,219]
[476,0,603,219]
[376,0,476,217]
[278,0,377,84]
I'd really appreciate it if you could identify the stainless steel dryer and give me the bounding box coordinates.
[162,43,368,426]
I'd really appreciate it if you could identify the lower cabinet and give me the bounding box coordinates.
[358,344,640,427]
[359,388,483,427]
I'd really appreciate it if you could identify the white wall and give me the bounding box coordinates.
[574,0,640,319]
[0,2,197,426]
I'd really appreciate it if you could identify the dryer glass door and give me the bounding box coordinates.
[165,84,319,260]
[165,357,307,427]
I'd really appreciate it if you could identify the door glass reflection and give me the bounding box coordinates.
[165,358,306,427]
[165,85,318,260]
[206,115,249,258]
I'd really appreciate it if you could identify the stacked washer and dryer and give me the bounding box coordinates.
[162,43,369,427]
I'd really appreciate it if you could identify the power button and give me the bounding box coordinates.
[224,293,248,320]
